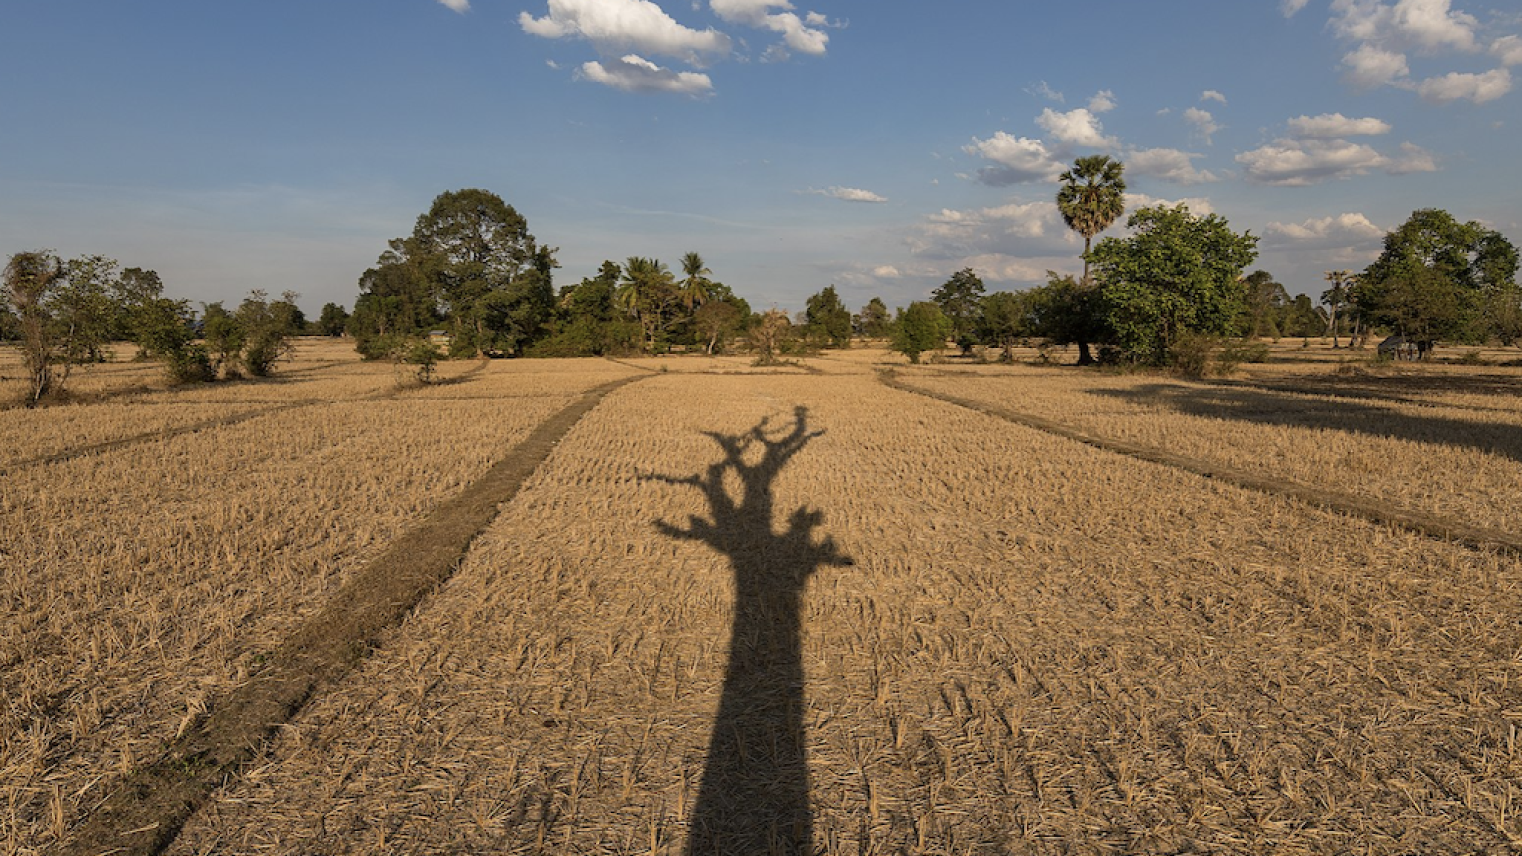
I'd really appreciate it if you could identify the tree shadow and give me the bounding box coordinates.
[1094,383,1522,464]
[647,406,851,855]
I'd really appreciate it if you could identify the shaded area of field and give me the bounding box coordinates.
[163,371,1522,854]
[896,364,1522,534]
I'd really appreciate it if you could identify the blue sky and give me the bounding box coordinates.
[3,0,1519,316]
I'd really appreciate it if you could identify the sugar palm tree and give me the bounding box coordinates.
[679,251,712,311]
[1056,155,1127,285]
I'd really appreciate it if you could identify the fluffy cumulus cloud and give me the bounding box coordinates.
[520,0,731,63]
[710,0,833,57]
[1200,90,1228,104]
[1036,107,1117,148]
[1287,112,1393,137]
[436,0,470,12]
[908,200,1074,265]
[1495,35,1522,66]
[1125,193,1215,216]
[1319,0,1519,103]
[1183,107,1222,144]
[578,55,714,95]
[1236,137,1435,185]
[1341,43,1411,87]
[1263,213,1385,248]
[1416,67,1513,102]
[1125,148,1219,185]
[807,186,887,203]
[1088,90,1117,113]
[963,132,1065,186]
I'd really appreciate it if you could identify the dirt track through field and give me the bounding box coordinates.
[881,369,1522,557]
[53,373,645,856]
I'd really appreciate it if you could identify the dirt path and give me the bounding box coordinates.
[53,374,645,856]
[881,369,1522,557]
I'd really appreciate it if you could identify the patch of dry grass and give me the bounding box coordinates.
[166,372,1522,854]
[897,362,1522,534]
[0,358,641,852]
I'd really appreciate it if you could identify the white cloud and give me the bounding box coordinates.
[1183,107,1221,143]
[1125,193,1215,216]
[1036,107,1118,148]
[1387,141,1439,173]
[1088,90,1117,113]
[1494,35,1522,66]
[1026,81,1064,102]
[807,186,888,203]
[1330,0,1479,54]
[710,0,831,57]
[872,265,902,278]
[963,132,1065,185]
[1282,0,1312,16]
[1287,112,1393,137]
[1263,213,1385,248]
[1341,43,1410,87]
[1125,147,1219,185]
[436,0,470,12]
[1236,138,1390,185]
[521,0,730,62]
[1200,90,1228,104]
[1416,68,1513,103]
[577,55,714,95]
[910,200,1072,261]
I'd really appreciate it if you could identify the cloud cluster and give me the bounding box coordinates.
[1124,148,1218,185]
[1286,0,1517,103]
[1237,111,1435,185]
[908,200,1074,267]
[519,0,838,94]
[963,132,1065,186]
[436,0,470,12]
[1263,212,1385,248]
[806,186,888,203]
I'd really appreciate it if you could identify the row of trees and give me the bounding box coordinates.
[1,250,307,404]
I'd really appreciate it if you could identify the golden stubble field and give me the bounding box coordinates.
[4,340,1522,854]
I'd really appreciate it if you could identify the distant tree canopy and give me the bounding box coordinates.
[804,285,852,348]
[932,268,986,350]
[1351,208,1519,351]
[892,301,951,364]
[1089,204,1259,365]
[349,189,555,359]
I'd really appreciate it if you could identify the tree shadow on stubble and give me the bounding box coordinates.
[646,405,851,856]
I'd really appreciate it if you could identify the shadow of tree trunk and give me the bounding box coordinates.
[649,406,850,856]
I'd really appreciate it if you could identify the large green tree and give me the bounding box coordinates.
[979,290,1036,362]
[804,285,852,348]
[1089,204,1258,365]
[1352,208,1519,354]
[931,268,986,350]
[891,301,951,364]
[354,189,554,358]
[856,297,890,338]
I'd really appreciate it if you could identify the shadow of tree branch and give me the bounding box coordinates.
[647,405,850,855]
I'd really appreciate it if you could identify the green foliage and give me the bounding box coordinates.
[693,299,743,355]
[1027,272,1107,364]
[932,268,986,348]
[892,301,951,364]
[400,337,443,383]
[1089,204,1259,365]
[1057,155,1127,283]
[804,285,852,348]
[856,297,890,339]
[4,250,68,403]
[235,290,299,377]
[980,290,1036,361]
[316,302,350,336]
[1353,208,1519,350]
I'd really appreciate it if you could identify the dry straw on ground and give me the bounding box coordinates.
[150,366,1522,855]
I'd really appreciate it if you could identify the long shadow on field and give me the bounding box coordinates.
[1095,383,1522,464]
[648,406,851,856]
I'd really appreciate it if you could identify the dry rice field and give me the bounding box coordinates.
[4,339,1522,855]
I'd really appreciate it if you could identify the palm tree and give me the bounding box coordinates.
[679,251,712,311]
[1056,155,1127,285]
[619,257,676,352]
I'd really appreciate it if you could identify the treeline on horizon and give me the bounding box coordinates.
[5,157,1521,403]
